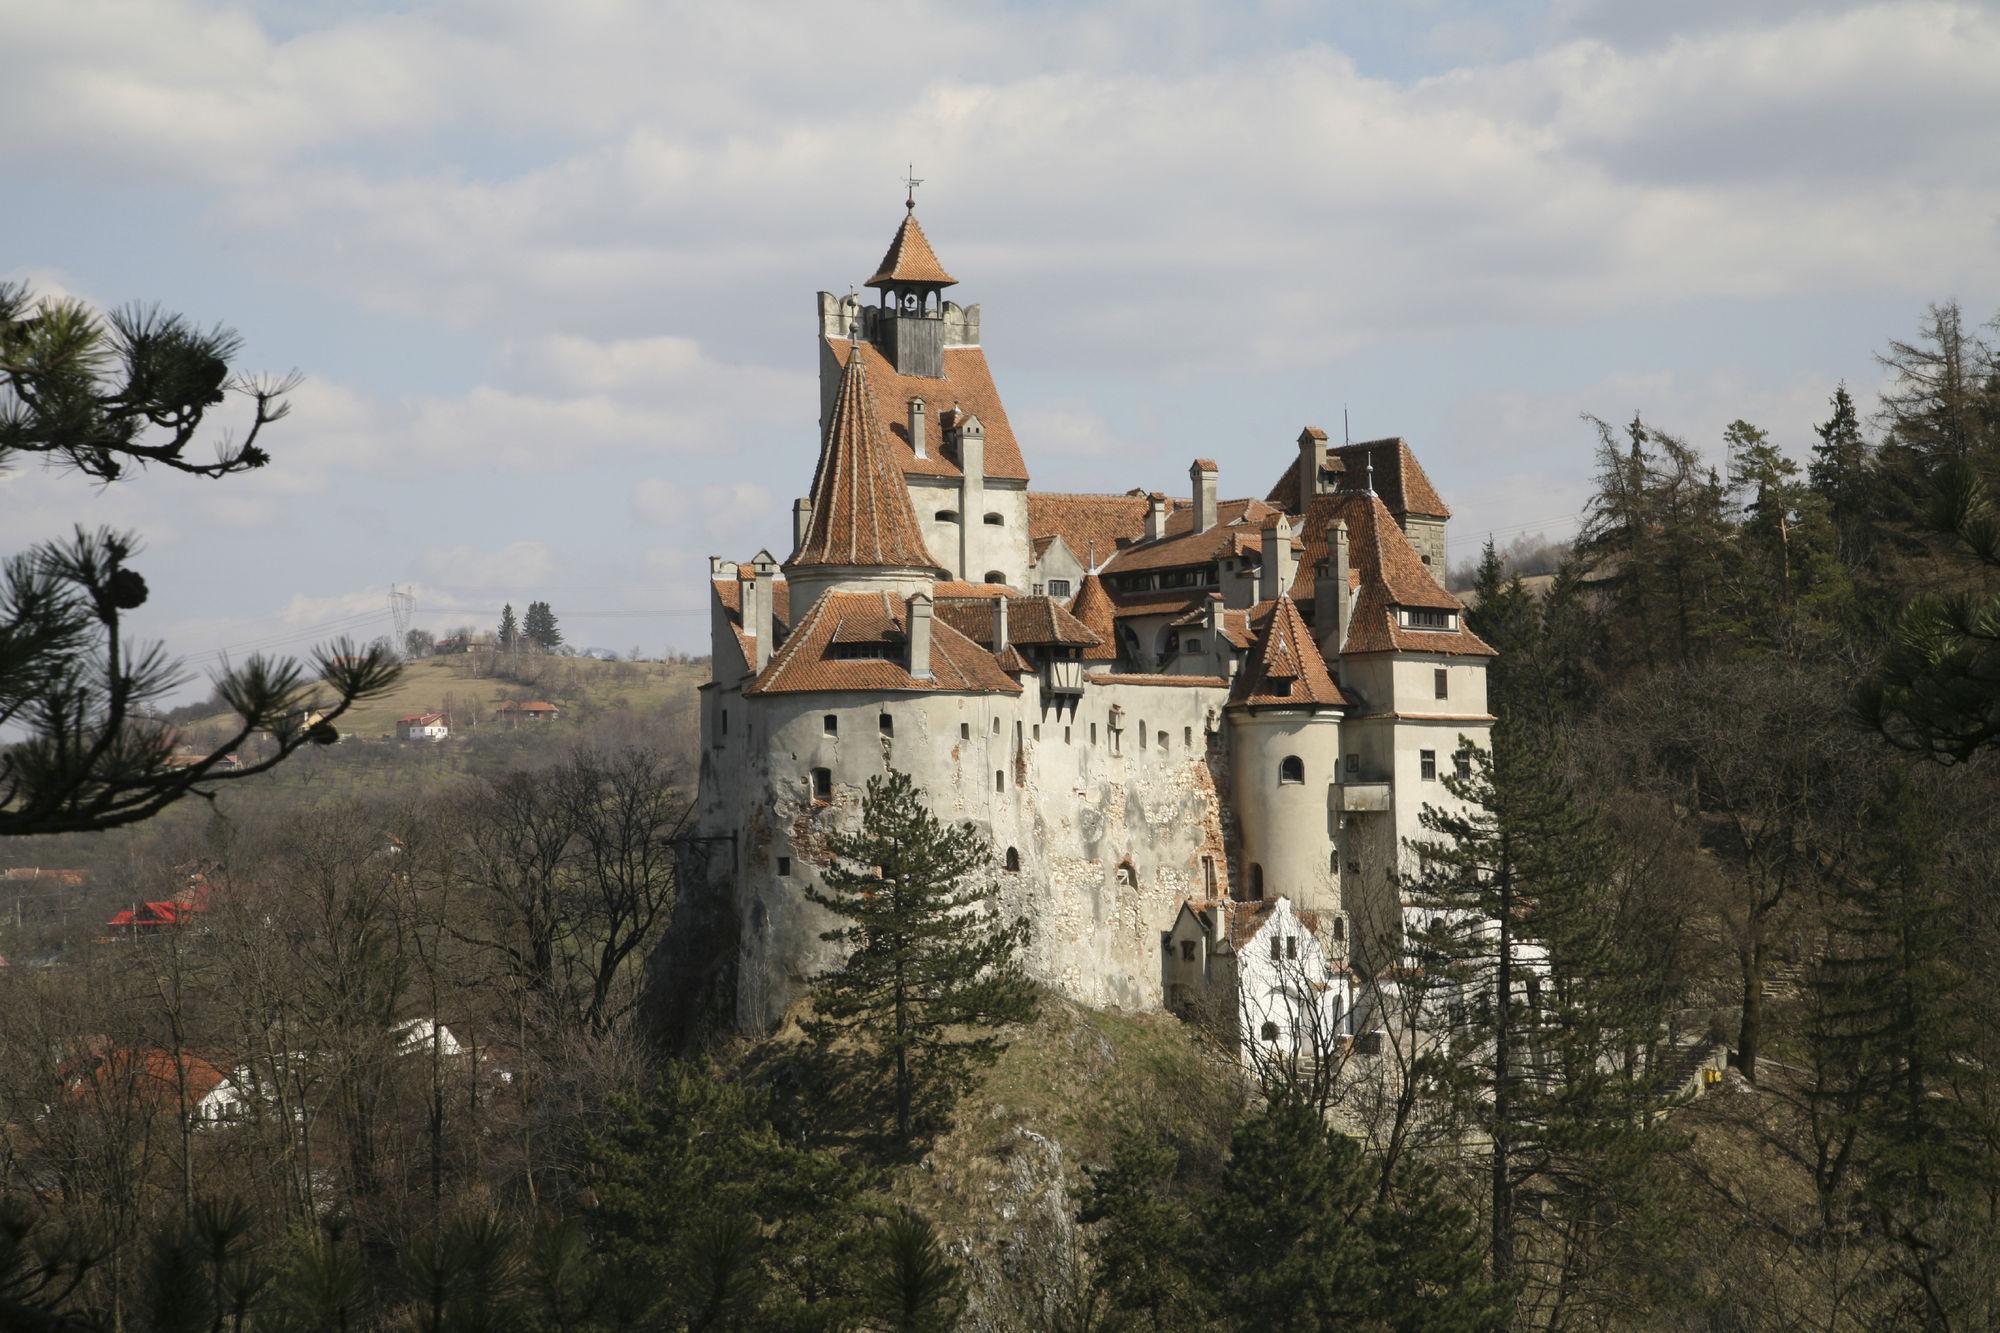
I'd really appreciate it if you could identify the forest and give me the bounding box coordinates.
[3,297,1999,1331]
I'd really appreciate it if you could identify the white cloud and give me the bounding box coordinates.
[417,539,556,590]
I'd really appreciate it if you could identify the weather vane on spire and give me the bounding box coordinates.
[903,164,924,210]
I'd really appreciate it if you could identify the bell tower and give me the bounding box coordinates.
[865,176,956,378]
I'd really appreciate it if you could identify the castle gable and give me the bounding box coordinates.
[745,589,1022,696]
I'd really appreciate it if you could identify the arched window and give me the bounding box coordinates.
[983,512,1004,526]
[1249,864,1265,900]
[1260,1021,1279,1042]
[935,509,960,523]
[1004,847,1021,872]
[1279,755,1305,784]
[983,571,1007,585]
[810,768,832,803]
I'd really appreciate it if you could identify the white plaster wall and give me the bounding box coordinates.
[1387,654,1490,716]
[1227,710,1345,917]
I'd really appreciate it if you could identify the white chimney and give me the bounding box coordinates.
[1297,427,1329,511]
[992,594,1009,653]
[792,498,813,553]
[1259,515,1295,603]
[907,593,934,681]
[1326,518,1351,656]
[909,397,927,460]
[750,549,778,670]
[1190,460,1218,533]
[1146,492,1169,543]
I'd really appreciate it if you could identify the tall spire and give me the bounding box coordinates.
[786,341,943,574]
[866,210,957,289]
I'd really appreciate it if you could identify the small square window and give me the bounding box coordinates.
[1434,668,1448,700]
[879,713,893,736]
[811,768,832,802]
[1455,750,1472,780]
[1180,940,1197,962]
[960,722,971,740]
[1421,750,1437,781]
[1286,936,1298,960]
[1157,730,1168,750]
[1270,936,1281,962]
[777,856,791,877]
[823,714,838,736]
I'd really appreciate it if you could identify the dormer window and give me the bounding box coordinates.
[1405,608,1454,631]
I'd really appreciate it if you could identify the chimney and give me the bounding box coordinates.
[1190,459,1218,532]
[792,498,813,553]
[1260,514,1295,603]
[1326,518,1351,655]
[992,594,1009,653]
[749,549,777,670]
[1205,591,1226,637]
[1297,427,1329,512]
[907,593,934,680]
[1146,492,1169,543]
[950,409,984,477]
[908,397,927,460]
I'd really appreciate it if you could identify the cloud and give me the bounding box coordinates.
[417,539,556,591]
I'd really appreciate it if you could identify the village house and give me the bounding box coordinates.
[492,699,560,727]
[690,199,1493,1047]
[398,712,450,742]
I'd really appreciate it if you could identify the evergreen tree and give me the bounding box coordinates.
[1875,301,1998,484]
[862,1210,965,1333]
[806,770,1038,1144]
[523,600,563,652]
[1810,383,1874,555]
[1406,727,1683,1321]
[1077,1129,1205,1332]
[1724,418,1852,633]
[496,602,519,652]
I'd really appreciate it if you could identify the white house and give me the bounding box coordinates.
[398,712,449,742]
[1163,895,1354,1065]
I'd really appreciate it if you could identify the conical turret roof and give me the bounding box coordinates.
[1231,593,1347,707]
[787,341,945,573]
[865,208,957,288]
[1070,572,1120,662]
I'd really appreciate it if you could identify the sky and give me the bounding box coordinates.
[4,0,1998,689]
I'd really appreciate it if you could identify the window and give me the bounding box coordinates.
[1184,727,1193,747]
[1004,847,1021,872]
[992,716,1001,735]
[1434,667,1448,700]
[983,512,1004,526]
[1347,860,1361,875]
[1248,864,1265,900]
[1455,749,1473,780]
[1286,936,1298,960]
[1138,721,1147,750]
[1116,860,1137,887]
[984,571,1006,584]
[1157,730,1168,750]
[1203,855,1217,895]
[823,714,838,736]
[777,856,791,877]
[1065,726,1072,744]
[1180,939,1197,962]
[1033,724,1041,741]
[720,709,728,735]
[1048,579,1072,598]
[1407,608,1453,630]
[1345,752,1361,779]
[1421,750,1437,781]
[1091,723,1098,744]
[810,768,832,803]
[1332,915,1346,943]
[995,770,1005,792]
[1270,936,1282,961]
[879,713,893,736]
[1279,755,1305,785]
[935,509,960,522]
[1261,1021,1279,1042]
[960,722,971,740]
[1183,636,1203,652]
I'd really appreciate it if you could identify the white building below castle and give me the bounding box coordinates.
[694,201,1494,1038]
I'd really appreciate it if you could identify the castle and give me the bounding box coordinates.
[693,200,1493,1037]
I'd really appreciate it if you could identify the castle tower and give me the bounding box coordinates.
[1226,594,1349,925]
[866,200,957,378]
[783,338,946,612]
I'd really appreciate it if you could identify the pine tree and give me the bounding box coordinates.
[1077,1129,1204,1332]
[862,1210,965,1333]
[1810,383,1874,556]
[805,770,1037,1144]
[497,602,519,652]
[523,600,563,652]
[1725,419,1852,634]
[1406,726,1683,1320]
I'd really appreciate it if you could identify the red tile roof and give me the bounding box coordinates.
[746,590,1021,696]
[1169,597,1256,649]
[1026,492,1154,569]
[789,342,944,574]
[866,209,957,288]
[1069,573,1120,662]
[1101,498,1290,576]
[935,595,1102,649]
[1285,492,1494,657]
[1091,673,1230,688]
[1265,438,1452,519]
[712,573,793,665]
[1231,595,1348,707]
[398,713,446,726]
[827,337,1030,481]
